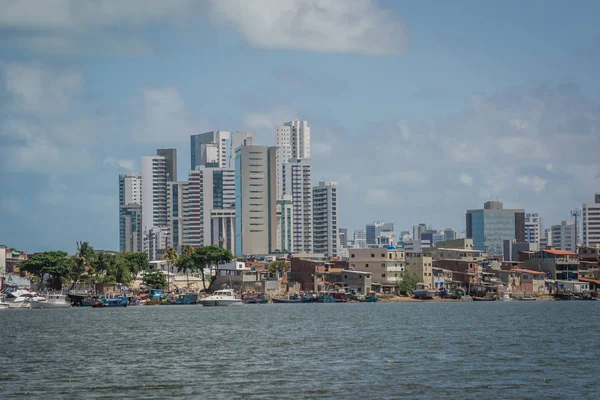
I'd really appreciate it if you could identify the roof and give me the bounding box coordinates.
[579,277,600,285]
[543,249,577,256]
[510,269,547,276]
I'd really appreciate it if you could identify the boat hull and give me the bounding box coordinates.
[7,301,31,309]
[199,299,242,306]
[30,301,71,309]
[413,290,436,299]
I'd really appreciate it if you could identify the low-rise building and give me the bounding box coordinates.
[405,251,433,286]
[495,269,548,295]
[290,258,326,292]
[523,247,580,281]
[349,247,406,285]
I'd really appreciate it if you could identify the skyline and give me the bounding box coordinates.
[1,0,600,253]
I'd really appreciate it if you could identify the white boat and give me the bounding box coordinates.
[199,289,243,307]
[30,294,71,309]
[499,292,512,301]
[6,290,34,309]
[0,296,8,310]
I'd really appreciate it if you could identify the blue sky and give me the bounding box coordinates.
[1,0,599,252]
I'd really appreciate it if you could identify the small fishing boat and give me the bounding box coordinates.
[412,283,437,300]
[498,292,512,302]
[473,292,497,301]
[199,289,243,306]
[357,292,378,302]
[272,294,303,303]
[106,297,128,307]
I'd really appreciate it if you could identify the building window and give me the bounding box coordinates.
[382,274,386,277]
[381,263,385,268]
[365,264,369,268]
[371,254,375,257]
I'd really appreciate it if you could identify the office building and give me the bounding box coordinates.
[413,223,427,242]
[119,173,142,252]
[143,226,169,261]
[167,181,188,252]
[235,145,278,256]
[466,201,525,254]
[443,228,457,242]
[275,120,310,198]
[582,194,600,246]
[524,213,542,244]
[366,222,395,246]
[276,195,294,253]
[353,229,367,249]
[550,220,577,252]
[191,130,256,170]
[157,148,177,181]
[503,240,538,262]
[313,181,338,257]
[187,167,236,251]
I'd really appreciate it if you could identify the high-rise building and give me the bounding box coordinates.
[339,228,348,248]
[234,145,278,256]
[582,194,600,246]
[119,173,142,252]
[191,131,256,170]
[187,167,236,252]
[282,158,313,253]
[167,181,188,252]
[524,213,542,244]
[276,195,294,253]
[143,226,169,261]
[275,120,310,198]
[443,228,457,242]
[466,201,525,254]
[353,229,367,249]
[366,221,394,246]
[141,156,167,232]
[413,223,427,242]
[551,220,577,252]
[313,181,338,257]
[157,148,177,181]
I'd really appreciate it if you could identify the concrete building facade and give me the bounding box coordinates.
[282,158,313,253]
[349,248,406,285]
[234,145,278,256]
[191,130,256,170]
[550,220,577,252]
[276,195,294,253]
[313,181,338,258]
[275,120,310,198]
[119,173,142,252]
[157,148,177,181]
[582,194,600,246]
[167,181,188,252]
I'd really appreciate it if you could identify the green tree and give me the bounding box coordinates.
[143,269,167,289]
[118,252,150,276]
[19,251,71,290]
[176,246,196,289]
[69,241,95,289]
[267,260,290,273]
[163,247,178,291]
[397,273,422,296]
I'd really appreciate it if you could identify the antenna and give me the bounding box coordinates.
[570,208,581,248]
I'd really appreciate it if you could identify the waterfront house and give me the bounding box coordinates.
[523,246,580,281]
[495,269,548,295]
[405,251,433,286]
[348,247,405,293]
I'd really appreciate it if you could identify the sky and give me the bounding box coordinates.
[1,0,599,253]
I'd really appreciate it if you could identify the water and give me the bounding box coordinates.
[1,302,598,399]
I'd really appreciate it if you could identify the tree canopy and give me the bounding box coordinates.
[397,273,423,295]
[18,251,71,290]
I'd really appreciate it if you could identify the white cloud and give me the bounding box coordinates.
[397,120,411,140]
[545,163,553,172]
[459,173,473,186]
[131,86,206,144]
[0,0,199,55]
[209,0,409,55]
[242,107,298,132]
[103,157,134,171]
[517,175,547,193]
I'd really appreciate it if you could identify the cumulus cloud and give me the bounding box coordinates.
[459,173,473,186]
[517,176,548,193]
[209,0,409,55]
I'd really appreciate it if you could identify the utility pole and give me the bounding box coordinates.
[571,208,581,250]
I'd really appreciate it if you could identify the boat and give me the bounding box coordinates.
[272,294,303,303]
[30,294,71,309]
[199,289,243,306]
[357,292,378,302]
[5,290,35,309]
[412,283,437,300]
[316,293,335,303]
[498,292,512,302]
[515,295,536,301]
[105,297,128,307]
[473,292,497,301]
[0,295,8,310]
[242,292,269,304]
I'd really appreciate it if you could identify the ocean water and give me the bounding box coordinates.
[1,302,598,399]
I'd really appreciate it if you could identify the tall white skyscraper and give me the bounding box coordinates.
[119,173,142,252]
[191,131,256,170]
[275,120,311,198]
[313,181,338,257]
[235,145,278,256]
[142,156,168,259]
[167,181,188,252]
[187,167,236,252]
[525,213,542,244]
[282,158,313,253]
[583,194,600,246]
[276,195,294,253]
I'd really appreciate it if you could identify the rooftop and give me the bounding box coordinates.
[509,268,547,276]
[543,249,577,256]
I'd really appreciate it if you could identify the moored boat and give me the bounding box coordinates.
[242,292,269,304]
[0,295,8,310]
[498,292,512,302]
[30,294,71,309]
[412,283,437,300]
[199,289,242,306]
[272,294,303,303]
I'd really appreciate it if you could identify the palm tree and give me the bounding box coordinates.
[177,245,195,289]
[70,241,95,289]
[163,247,178,292]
